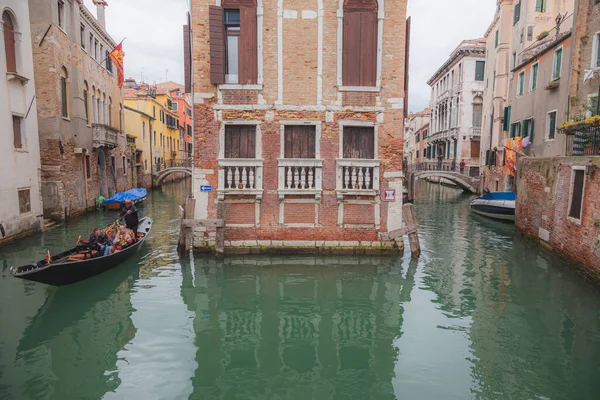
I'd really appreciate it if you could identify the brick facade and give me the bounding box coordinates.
[191,0,408,254]
[516,157,600,282]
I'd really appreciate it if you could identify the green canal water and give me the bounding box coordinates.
[1,180,600,399]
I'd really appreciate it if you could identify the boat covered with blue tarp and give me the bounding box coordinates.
[470,191,516,221]
[103,188,147,210]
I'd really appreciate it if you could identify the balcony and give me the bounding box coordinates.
[472,127,482,136]
[217,159,264,200]
[335,159,380,198]
[126,135,136,148]
[92,124,119,149]
[566,126,600,156]
[277,159,324,199]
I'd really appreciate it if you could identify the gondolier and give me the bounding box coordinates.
[120,200,139,238]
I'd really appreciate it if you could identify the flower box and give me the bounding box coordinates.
[537,31,549,41]
[545,79,560,90]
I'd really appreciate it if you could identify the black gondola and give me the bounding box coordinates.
[10,218,153,286]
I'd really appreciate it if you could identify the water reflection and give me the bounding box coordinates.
[182,256,409,399]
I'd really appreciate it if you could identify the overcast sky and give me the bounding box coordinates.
[407,0,497,112]
[84,0,496,111]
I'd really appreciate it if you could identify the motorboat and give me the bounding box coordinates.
[10,218,152,286]
[470,192,515,221]
[103,188,147,210]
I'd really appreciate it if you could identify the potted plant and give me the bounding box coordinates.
[537,30,549,41]
[545,79,560,90]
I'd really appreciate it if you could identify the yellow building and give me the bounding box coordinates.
[123,79,182,185]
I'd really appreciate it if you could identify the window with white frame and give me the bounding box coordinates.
[57,0,65,30]
[284,125,316,159]
[530,62,538,91]
[517,71,525,96]
[552,47,563,80]
[224,125,256,158]
[568,167,585,221]
[343,127,375,159]
[522,117,534,139]
[593,32,600,69]
[18,188,31,214]
[546,110,557,140]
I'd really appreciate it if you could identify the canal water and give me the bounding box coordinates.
[1,180,600,399]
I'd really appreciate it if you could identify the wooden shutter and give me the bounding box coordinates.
[503,106,511,131]
[344,0,377,12]
[470,141,480,158]
[3,13,16,73]
[239,7,257,84]
[209,6,225,85]
[343,10,377,87]
[360,12,377,87]
[183,13,192,92]
[569,170,585,219]
[225,125,256,158]
[284,126,316,158]
[13,116,22,148]
[342,12,362,86]
[343,127,374,159]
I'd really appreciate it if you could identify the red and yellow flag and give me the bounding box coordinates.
[109,42,124,88]
[504,147,516,177]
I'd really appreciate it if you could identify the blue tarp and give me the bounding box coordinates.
[103,188,147,205]
[480,191,516,201]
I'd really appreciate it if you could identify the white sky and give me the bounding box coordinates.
[407,0,497,112]
[84,0,496,112]
[83,0,189,85]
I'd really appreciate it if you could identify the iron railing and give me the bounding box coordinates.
[566,126,600,156]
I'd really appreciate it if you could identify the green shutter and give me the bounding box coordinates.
[475,61,485,81]
[554,48,562,79]
[536,0,545,12]
[532,64,538,89]
[522,119,529,138]
[514,2,521,25]
[503,106,511,131]
[495,30,499,48]
[530,118,534,140]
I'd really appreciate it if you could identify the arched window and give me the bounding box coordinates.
[473,96,483,128]
[102,93,106,125]
[342,0,378,87]
[119,103,123,133]
[3,11,17,73]
[108,96,112,126]
[91,85,96,123]
[83,81,90,125]
[96,89,101,124]
[60,67,69,118]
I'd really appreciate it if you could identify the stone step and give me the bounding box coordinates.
[43,219,58,230]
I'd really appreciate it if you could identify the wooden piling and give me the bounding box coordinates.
[178,197,196,253]
[215,202,226,255]
[403,203,421,257]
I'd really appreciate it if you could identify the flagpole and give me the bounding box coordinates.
[99,37,126,66]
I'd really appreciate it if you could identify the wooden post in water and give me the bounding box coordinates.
[403,203,420,257]
[178,197,196,253]
[215,202,226,255]
[407,171,415,202]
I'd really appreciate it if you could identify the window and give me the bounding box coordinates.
[342,0,378,87]
[475,61,485,81]
[58,0,65,29]
[171,102,178,112]
[530,63,539,90]
[83,81,90,125]
[517,71,525,96]
[546,111,557,140]
[122,156,126,175]
[495,30,499,48]
[13,115,23,149]
[536,0,546,12]
[145,160,148,171]
[569,168,585,220]
[108,97,112,126]
[514,2,521,25]
[3,12,17,73]
[106,51,113,73]
[143,122,146,142]
[186,108,192,117]
[493,71,496,91]
[415,132,420,143]
[80,24,85,49]
[510,121,521,138]
[209,5,258,85]
[343,127,375,159]
[111,155,116,172]
[153,131,156,145]
[85,155,91,179]
[153,106,156,118]
[553,47,563,80]
[89,33,93,54]
[473,97,483,127]
[224,125,256,158]
[94,39,99,60]
[522,117,534,139]
[60,67,68,118]
[99,44,104,64]
[592,32,600,68]
[458,63,462,82]
[527,25,534,41]
[18,189,31,214]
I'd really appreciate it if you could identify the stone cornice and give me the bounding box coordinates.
[79,3,116,48]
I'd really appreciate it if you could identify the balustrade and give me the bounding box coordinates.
[336,159,380,197]
[218,159,264,200]
[277,159,323,199]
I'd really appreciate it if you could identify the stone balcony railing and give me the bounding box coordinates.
[472,127,482,136]
[335,159,380,198]
[277,158,324,199]
[217,158,264,200]
[92,124,119,149]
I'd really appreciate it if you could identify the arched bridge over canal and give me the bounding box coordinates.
[153,160,193,186]
[413,170,479,194]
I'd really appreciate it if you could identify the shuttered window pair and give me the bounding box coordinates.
[209,0,258,85]
[342,0,378,87]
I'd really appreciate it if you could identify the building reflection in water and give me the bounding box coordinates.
[181,256,413,399]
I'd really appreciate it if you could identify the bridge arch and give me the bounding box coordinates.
[155,167,192,186]
[413,171,478,194]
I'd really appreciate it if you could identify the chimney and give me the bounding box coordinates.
[93,0,107,30]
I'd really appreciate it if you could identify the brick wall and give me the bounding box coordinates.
[516,157,600,282]
[192,0,407,252]
[343,203,375,225]
[225,203,256,225]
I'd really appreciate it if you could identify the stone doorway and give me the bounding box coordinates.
[97,150,108,197]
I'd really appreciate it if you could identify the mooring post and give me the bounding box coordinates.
[403,203,421,257]
[183,197,196,252]
[215,202,226,255]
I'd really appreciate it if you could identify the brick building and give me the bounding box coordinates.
[0,0,44,245]
[30,0,134,221]
[189,0,408,253]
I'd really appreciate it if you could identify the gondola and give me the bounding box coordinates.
[10,218,153,286]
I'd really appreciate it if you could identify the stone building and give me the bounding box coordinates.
[403,108,430,166]
[425,39,486,175]
[479,0,575,191]
[156,81,193,159]
[30,0,133,221]
[190,0,408,254]
[124,103,155,188]
[0,0,43,245]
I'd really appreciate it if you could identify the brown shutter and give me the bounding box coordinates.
[13,116,22,149]
[209,6,225,85]
[223,0,256,7]
[183,13,192,93]
[284,126,316,158]
[360,12,377,87]
[470,140,480,158]
[342,12,362,86]
[239,7,258,84]
[343,127,374,159]
[3,13,16,73]
[344,0,378,12]
[225,125,256,158]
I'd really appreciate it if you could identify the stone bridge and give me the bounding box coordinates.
[154,167,192,186]
[413,170,479,193]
